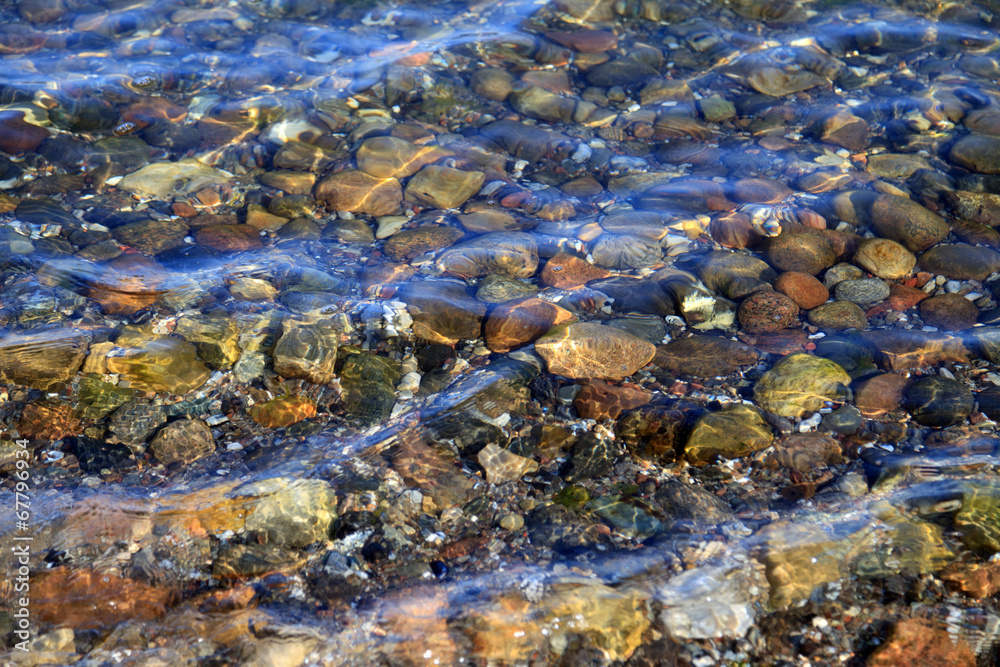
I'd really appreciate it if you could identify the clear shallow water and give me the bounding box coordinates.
[5,0,1000,664]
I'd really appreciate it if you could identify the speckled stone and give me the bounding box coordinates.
[834,278,890,306]
[807,301,868,330]
[754,353,852,419]
[919,293,980,331]
[905,375,973,427]
[774,272,829,310]
[108,401,167,446]
[384,226,464,262]
[737,290,799,333]
[653,335,758,377]
[535,322,656,381]
[918,244,1000,281]
[764,230,836,275]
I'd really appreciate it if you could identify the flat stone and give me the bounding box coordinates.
[475,274,537,303]
[918,243,1000,281]
[357,136,452,180]
[149,418,215,465]
[535,322,656,381]
[869,193,949,252]
[249,395,317,428]
[698,251,777,299]
[0,329,86,391]
[112,219,189,256]
[259,170,316,195]
[238,478,336,548]
[105,330,210,394]
[17,401,81,441]
[245,203,289,230]
[807,301,868,330]
[195,224,263,252]
[470,68,515,101]
[861,330,969,370]
[477,443,539,485]
[314,169,403,217]
[867,619,975,667]
[272,318,339,385]
[0,108,49,153]
[174,312,241,370]
[754,353,852,419]
[384,226,464,261]
[484,297,575,353]
[853,238,916,280]
[775,271,829,310]
[919,293,980,331]
[738,290,799,333]
[731,177,793,204]
[685,403,773,465]
[117,159,230,198]
[540,252,611,289]
[767,432,843,472]
[573,380,651,420]
[397,280,486,345]
[586,57,658,87]
[322,219,375,244]
[404,165,485,210]
[950,133,1000,174]
[816,109,868,151]
[653,335,758,377]
[108,400,167,446]
[457,209,525,234]
[947,190,1000,227]
[437,232,538,279]
[590,234,662,269]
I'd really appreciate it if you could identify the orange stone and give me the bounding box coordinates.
[539,252,610,289]
[18,401,81,440]
[249,395,317,428]
[33,567,175,630]
[574,380,651,420]
[774,271,829,310]
[194,224,263,252]
[121,97,188,128]
[854,373,909,416]
[866,618,975,667]
[484,297,575,353]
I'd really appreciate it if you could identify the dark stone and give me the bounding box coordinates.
[68,436,132,474]
[904,376,974,427]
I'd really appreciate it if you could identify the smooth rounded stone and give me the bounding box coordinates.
[807,301,868,331]
[485,297,575,353]
[969,327,1000,363]
[17,400,80,442]
[797,170,853,194]
[228,277,277,302]
[743,67,826,97]
[471,68,515,101]
[107,400,167,448]
[476,274,537,303]
[259,170,315,196]
[684,403,773,466]
[510,86,594,124]
[356,136,451,180]
[947,190,1000,227]
[918,244,1000,281]
[861,329,969,370]
[830,190,879,225]
[339,352,401,427]
[868,619,977,667]
[384,226,463,261]
[951,134,1000,174]
[738,290,799,333]
[404,165,485,210]
[104,330,210,394]
[194,224,263,252]
[587,276,674,317]
[855,373,909,416]
[834,278,890,306]
[653,335,758,377]
[174,313,240,370]
[698,251,777,299]
[775,271,829,310]
[561,175,604,197]
[436,232,538,279]
[239,478,336,548]
[979,386,1000,421]
[249,395,317,428]
[117,159,229,199]
[457,209,524,234]
[815,109,868,151]
[245,204,289,231]
[853,238,916,280]
[14,197,74,226]
[477,443,539,485]
[764,230,836,275]
[755,353,852,419]
[599,210,668,240]
[149,418,215,466]
[314,170,403,217]
[730,177,793,204]
[868,193,949,253]
[589,234,661,269]
[0,108,49,153]
[586,57,658,87]
[905,376,974,427]
[539,251,611,289]
[268,194,315,220]
[919,293,980,331]
[322,219,375,244]
[821,405,863,435]
[698,95,736,122]
[535,322,655,381]
[272,318,339,385]
[867,153,933,179]
[273,140,342,172]
[110,218,189,256]
[397,280,486,345]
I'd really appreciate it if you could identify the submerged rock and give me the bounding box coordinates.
[535,323,655,381]
[754,353,852,419]
[684,403,773,465]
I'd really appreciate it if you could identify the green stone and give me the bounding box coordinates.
[754,353,852,419]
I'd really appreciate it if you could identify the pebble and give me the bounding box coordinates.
[868,193,949,253]
[919,293,980,331]
[853,238,916,280]
[404,165,485,210]
[904,375,974,427]
[737,290,799,333]
[384,226,464,261]
[775,271,829,310]
[539,252,610,289]
[764,230,836,275]
[950,133,1000,174]
[834,278,890,306]
[918,243,1000,281]
[535,322,655,381]
[807,301,868,330]
[754,353,852,419]
[314,169,403,217]
[149,418,215,465]
[684,403,773,465]
[484,297,574,353]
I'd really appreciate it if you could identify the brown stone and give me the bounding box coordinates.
[194,224,263,252]
[767,432,844,472]
[775,271,829,310]
[535,323,656,381]
[816,110,868,151]
[484,297,575,353]
[384,226,464,261]
[121,97,187,128]
[866,619,975,667]
[405,165,485,210]
[738,290,800,333]
[918,243,1000,281]
[920,293,980,331]
[710,211,762,249]
[653,335,758,377]
[740,329,811,355]
[457,209,526,234]
[105,331,211,394]
[861,330,969,370]
[356,136,452,179]
[314,169,403,216]
[249,395,317,428]
[950,133,1000,174]
[854,237,916,280]
[866,283,930,318]
[397,280,486,345]
[869,193,949,253]
[940,560,1000,598]
[113,218,189,256]
[245,203,289,230]
[33,567,174,631]
[764,230,836,275]
[259,170,316,196]
[18,401,81,441]
[540,252,611,289]
[149,418,215,465]
[730,177,792,204]
[574,380,652,420]
[545,29,618,53]
[855,373,910,416]
[807,300,868,330]
[0,329,87,391]
[0,109,49,153]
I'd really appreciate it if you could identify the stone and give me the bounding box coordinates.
[339,352,401,427]
[149,418,215,465]
[32,568,172,631]
[755,353,852,419]
[546,29,618,53]
[816,109,868,151]
[0,329,86,391]
[437,232,538,279]
[835,278,889,306]
[112,219,189,255]
[866,283,930,318]
[103,329,210,394]
[322,219,375,244]
[764,230,837,275]
[75,375,135,421]
[767,432,844,472]
[384,226,464,261]
[947,190,1000,227]
[743,67,826,97]
[588,276,675,317]
[245,203,289,230]
[249,395,317,428]
[392,433,475,509]
[756,522,852,608]
[866,619,975,667]
[536,323,656,381]
[862,330,969,370]
[314,169,403,217]
[950,133,1000,174]
[272,318,339,385]
[855,373,909,416]
[586,57,658,87]
[653,335,758,377]
[868,193,949,253]
[775,271,829,310]
[239,478,336,547]
[905,375,973,427]
[565,433,617,482]
[108,401,167,446]
[475,274,537,303]
[940,560,1000,598]
[484,297,575,353]
[457,209,524,234]
[698,251,776,299]
[852,238,914,280]
[259,170,316,195]
[685,403,773,465]
[731,177,793,204]
[868,153,933,179]
[397,280,485,345]
[738,290,799,333]
[807,301,868,330]
[657,562,767,640]
[0,108,49,153]
[117,159,230,198]
[17,401,81,441]
[918,243,1000,281]
[470,68,514,101]
[174,312,240,369]
[511,86,593,124]
[405,165,485,210]
[477,443,539,485]
[195,224,263,252]
[228,277,277,302]
[589,234,662,269]
[573,380,651,420]
[539,252,611,289]
[969,327,1000,363]
[357,136,451,179]
[919,293,980,331]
